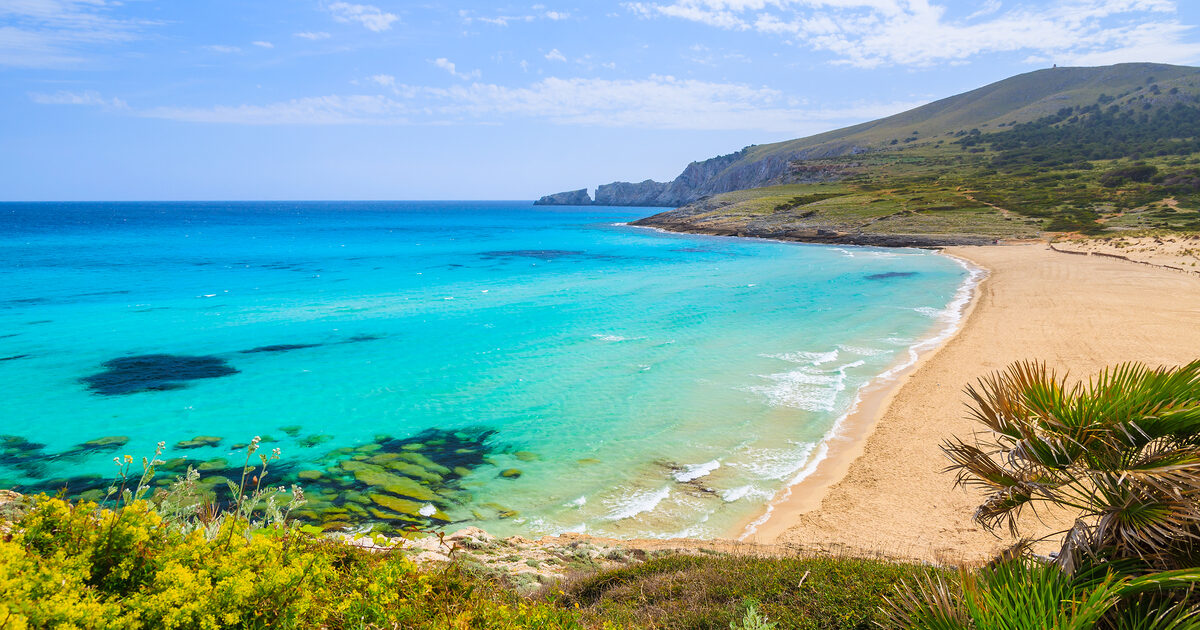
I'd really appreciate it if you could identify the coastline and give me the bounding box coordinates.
[732,250,988,542]
[740,243,1200,563]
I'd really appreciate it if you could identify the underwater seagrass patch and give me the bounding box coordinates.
[81,354,239,395]
[1,426,524,534]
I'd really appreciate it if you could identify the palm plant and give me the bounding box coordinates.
[886,359,1200,629]
[885,557,1200,630]
[942,359,1200,570]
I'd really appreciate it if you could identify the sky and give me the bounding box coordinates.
[4,0,1200,201]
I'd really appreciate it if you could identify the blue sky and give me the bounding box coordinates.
[4,0,1200,200]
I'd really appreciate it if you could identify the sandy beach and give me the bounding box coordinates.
[743,243,1200,563]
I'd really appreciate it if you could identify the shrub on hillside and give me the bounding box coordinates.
[0,496,589,629]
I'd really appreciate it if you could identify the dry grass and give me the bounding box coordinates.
[550,551,950,629]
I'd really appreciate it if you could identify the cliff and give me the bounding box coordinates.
[534,189,593,206]
[538,142,871,207]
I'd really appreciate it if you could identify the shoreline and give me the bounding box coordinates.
[749,243,1200,562]
[627,216,1000,248]
[732,250,989,541]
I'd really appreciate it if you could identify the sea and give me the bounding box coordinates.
[0,201,977,539]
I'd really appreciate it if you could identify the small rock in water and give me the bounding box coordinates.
[499,469,522,479]
[513,451,538,462]
[56,435,130,458]
[299,434,333,448]
[197,458,228,472]
[175,435,223,450]
[279,425,303,437]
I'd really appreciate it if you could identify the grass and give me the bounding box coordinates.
[556,553,946,629]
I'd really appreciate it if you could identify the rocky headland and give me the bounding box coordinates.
[535,143,865,208]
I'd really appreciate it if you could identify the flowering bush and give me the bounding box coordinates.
[0,496,587,629]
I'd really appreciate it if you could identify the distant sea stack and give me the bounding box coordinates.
[533,189,593,206]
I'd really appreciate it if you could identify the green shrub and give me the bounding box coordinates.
[0,496,588,629]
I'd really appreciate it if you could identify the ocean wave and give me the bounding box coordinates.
[746,357,862,412]
[607,485,672,521]
[746,367,840,411]
[913,306,941,318]
[734,442,817,481]
[763,349,839,366]
[565,496,587,508]
[736,441,832,540]
[837,344,887,357]
[720,484,772,503]
[673,459,721,482]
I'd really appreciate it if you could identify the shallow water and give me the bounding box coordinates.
[0,201,969,538]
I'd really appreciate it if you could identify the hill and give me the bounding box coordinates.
[537,63,1200,210]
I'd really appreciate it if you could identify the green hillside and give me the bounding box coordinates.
[739,62,1200,170]
[636,63,1200,244]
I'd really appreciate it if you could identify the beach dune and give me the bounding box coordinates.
[747,244,1200,563]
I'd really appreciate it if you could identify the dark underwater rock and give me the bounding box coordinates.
[865,271,919,280]
[175,435,223,449]
[478,249,586,260]
[239,343,322,354]
[82,354,238,395]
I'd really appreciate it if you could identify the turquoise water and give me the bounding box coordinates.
[0,201,972,538]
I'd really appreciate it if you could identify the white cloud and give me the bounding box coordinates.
[144,95,411,125]
[252,40,274,48]
[134,75,926,133]
[432,57,482,80]
[29,90,127,109]
[545,48,567,61]
[0,0,151,68]
[325,2,398,32]
[205,44,242,54]
[460,8,573,26]
[625,0,1200,68]
[294,31,332,40]
[370,74,396,87]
